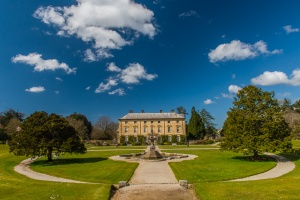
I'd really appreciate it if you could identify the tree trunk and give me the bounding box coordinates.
[47,147,53,162]
[253,150,260,160]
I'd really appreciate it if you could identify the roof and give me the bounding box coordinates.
[119,112,185,120]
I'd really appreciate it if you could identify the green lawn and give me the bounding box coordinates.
[31,150,140,184]
[87,145,147,150]
[165,147,300,200]
[2,143,300,199]
[158,144,219,149]
[167,149,276,182]
[0,144,138,199]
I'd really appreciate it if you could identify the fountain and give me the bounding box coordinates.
[142,131,163,160]
[118,131,190,161]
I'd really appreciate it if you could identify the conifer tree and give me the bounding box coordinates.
[188,107,205,139]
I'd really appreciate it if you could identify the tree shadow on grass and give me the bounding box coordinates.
[230,155,275,162]
[32,157,108,166]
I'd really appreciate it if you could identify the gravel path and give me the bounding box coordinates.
[14,157,97,184]
[227,153,295,182]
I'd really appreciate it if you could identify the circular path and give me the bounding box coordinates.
[14,157,97,184]
[227,153,295,182]
[13,149,296,192]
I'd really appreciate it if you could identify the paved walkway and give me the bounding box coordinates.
[227,153,295,182]
[110,146,199,200]
[14,157,97,184]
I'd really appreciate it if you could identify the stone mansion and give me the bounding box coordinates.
[118,110,186,143]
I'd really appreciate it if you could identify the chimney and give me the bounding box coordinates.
[142,110,144,113]
[171,109,174,113]
[129,110,133,113]
[160,110,162,113]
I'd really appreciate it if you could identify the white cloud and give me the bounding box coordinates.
[107,62,121,72]
[108,88,125,96]
[86,86,91,90]
[278,92,291,97]
[12,53,76,74]
[95,78,118,93]
[120,63,157,84]
[208,40,282,63]
[84,49,97,62]
[34,0,156,60]
[204,99,215,105]
[25,86,45,93]
[251,69,300,86]
[283,25,299,34]
[228,85,242,94]
[55,77,63,81]
[179,10,199,18]
[221,93,233,99]
[96,62,157,94]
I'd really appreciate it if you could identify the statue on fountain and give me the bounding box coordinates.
[142,131,163,160]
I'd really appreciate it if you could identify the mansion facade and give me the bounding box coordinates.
[118,110,186,143]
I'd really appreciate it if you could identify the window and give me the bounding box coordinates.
[176,120,179,123]
[168,127,171,133]
[134,127,137,133]
[151,121,153,124]
[144,121,147,124]
[158,121,160,124]
[177,136,181,142]
[158,127,161,133]
[177,127,180,133]
[144,127,147,133]
[168,135,171,142]
[134,121,137,124]
[125,136,128,142]
[151,127,154,132]
[125,121,128,124]
[125,127,128,133]
[168,121,170,124]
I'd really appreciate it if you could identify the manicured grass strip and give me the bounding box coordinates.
[158,145,219,149]
[87,145,147,150]
[31,150,140,184]
[167,150,276,182]
[0,145,111,200]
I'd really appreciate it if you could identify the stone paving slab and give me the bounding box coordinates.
[111,184,198,200]
[129,161,178,184]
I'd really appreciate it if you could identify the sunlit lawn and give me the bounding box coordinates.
[165,146,300,200]
[167,149,276,182]
[31,150,140,184]
[0,144,138,199]
[2,142,300,200]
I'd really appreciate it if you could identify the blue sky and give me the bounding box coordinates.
[1,0,300,128]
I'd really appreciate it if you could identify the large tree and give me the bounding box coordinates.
[92,116,118,140]
[0,108,24,127]
[9,111,86,161]
[176,106,188,117]
[199,109,217,138]
[67,113,92,138]
[66,117,89,140]
[220,85,292,159]
[293,99,300,113]
[188,107,205,139]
